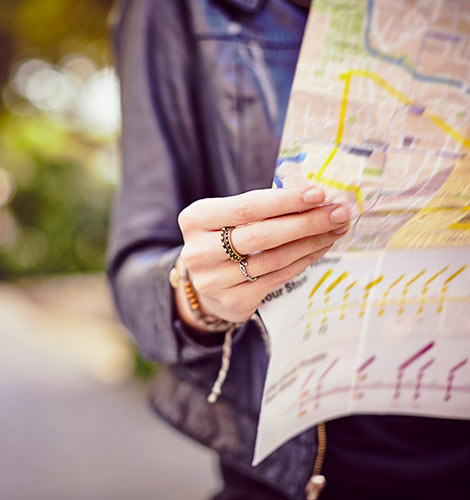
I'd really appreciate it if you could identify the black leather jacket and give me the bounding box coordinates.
[107,1,469,499]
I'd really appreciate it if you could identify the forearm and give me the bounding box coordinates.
[172,256,239,347]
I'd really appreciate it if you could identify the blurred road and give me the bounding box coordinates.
[0,278,221,500]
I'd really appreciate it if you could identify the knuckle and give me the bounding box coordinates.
[302,212,316,235]
[179,245,198,269]
[178,199,207,232]
[234,199,258,223]
[219,293,235,310]
[249,229,270,251]
[179,245,190,265]
[191,275,210,294]
[220,293,242,312]
[178,207,193,232]
[308,207,331,234]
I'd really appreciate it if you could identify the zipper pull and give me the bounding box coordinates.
[305,474,326,500]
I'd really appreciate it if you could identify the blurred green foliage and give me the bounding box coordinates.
[0,0,116,278]
[131,344,158,382]
[0,0,158,380]
[0,0,113,85]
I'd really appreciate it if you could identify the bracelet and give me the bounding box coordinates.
[169,261,236,333]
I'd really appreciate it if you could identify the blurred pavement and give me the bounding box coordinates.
[0,277,221,500]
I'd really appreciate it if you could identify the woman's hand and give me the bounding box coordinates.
[176,186,350,329]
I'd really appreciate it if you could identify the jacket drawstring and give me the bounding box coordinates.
[207,312,270,403]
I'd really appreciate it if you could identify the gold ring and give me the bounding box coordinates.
[221,226,246,262]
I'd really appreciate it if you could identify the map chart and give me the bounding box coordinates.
[255,0,470,465]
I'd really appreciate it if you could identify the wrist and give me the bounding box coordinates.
[170,258,237,333]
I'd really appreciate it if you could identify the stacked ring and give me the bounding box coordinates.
[220,226,258,282]
[239,259,258,282]
[221,226,246,262]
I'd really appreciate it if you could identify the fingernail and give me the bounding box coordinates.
[303,187,324,204]
[333,225,349,235]
[330,206,349,223]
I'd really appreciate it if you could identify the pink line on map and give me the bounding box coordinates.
[301,369,315,390]
[299,382,470,409]
[400,342,435,370]
[414,359,435,400]
[395,342,435,399]
[358,355,376,373]
[320,358,339,381]
[445,359,468,402]
[314,358,339,409]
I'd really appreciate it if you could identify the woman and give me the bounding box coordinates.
[107,1,469,498]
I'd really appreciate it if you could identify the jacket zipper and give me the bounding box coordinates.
[305,422,327,500]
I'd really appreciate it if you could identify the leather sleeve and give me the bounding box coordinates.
[106,0,248,364]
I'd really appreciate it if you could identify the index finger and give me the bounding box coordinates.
[189,186,325,230]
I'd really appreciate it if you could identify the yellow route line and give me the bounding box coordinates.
[366,276,384,290]
[418,266,449,314]
[444,265,466,285]
[388,274,406,290]
[348,69,412,105]
[349,70,469,148]
[437,266,466,313]
[424,113,470,149]
[405,269,426,288]
[399,270,426,315]
[307,295,470,318]
[337,72,352,144]
[322,272,349,325]
[448,223,470,230]
[340,280,357,321]
[308,269,333,300]
[359,275,384,318]
[377,206,466,215]
[325,272,349,294]
[425,266,449,286]
[314,147,338,179]
[307,69,470,210]
[378,273,405,316]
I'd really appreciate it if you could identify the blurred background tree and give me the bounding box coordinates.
[0,0,118,278]
[0,9,215,495]
[0,0,158,380]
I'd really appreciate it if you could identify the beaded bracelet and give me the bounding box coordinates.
[169,261,235,333]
